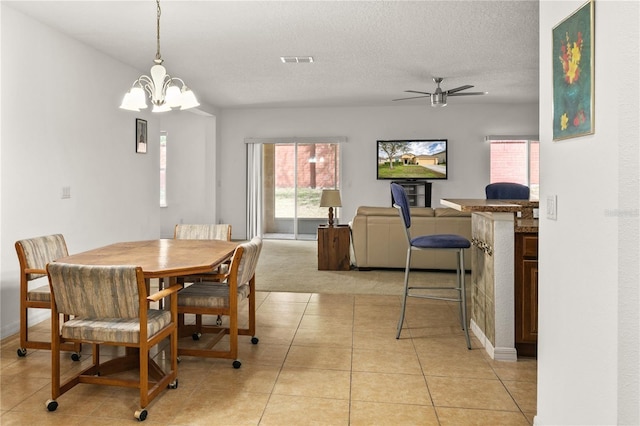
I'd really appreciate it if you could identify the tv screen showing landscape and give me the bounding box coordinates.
[377,139,448,180]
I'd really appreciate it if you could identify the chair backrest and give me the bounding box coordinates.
[391,183,411,228]
[485,182,530,200]
[15,234,69,281]
[390,183,413,244]
[47,263,144,319]
[230,237,263,286]
[174,224,232,241]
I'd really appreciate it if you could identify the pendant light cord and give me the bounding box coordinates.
[155,0,162,62]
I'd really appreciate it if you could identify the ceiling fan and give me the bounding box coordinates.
[393,77,487,107]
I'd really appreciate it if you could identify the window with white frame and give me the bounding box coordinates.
[487,136,539,200]
[160,132,167,207]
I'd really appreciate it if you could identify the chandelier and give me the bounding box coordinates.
[120,0,199,112]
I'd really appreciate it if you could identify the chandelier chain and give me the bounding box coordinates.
[155,0,162,61]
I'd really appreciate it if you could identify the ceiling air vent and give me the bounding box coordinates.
[280,56,314,63]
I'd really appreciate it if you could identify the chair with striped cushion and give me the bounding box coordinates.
[174,223,232,279]
[173,223,232,324]
[391,183,472,349]
[177,236,262,368]
[45,263,181,421]
[174,223,232,241]
[15,234,81,358]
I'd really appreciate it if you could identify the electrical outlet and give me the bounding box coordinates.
[547,195,557,220]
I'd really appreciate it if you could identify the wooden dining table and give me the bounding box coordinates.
[54,238,239,368]
[57,239,238,279]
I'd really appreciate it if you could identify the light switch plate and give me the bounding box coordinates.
[547,195,557,220]
[61,186,71,199]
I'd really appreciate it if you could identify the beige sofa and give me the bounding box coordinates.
[350,206,472,270]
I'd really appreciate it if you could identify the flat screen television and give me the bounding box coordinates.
[377,139,448,180]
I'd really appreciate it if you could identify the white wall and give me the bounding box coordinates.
[158,111,217,238]
[217,103,539,239]
[537,1,639,425]
[0,5,216,338]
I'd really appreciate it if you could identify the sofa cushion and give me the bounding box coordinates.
[434,208,471,217]
[355,206,435,217]
[350,205,472,270]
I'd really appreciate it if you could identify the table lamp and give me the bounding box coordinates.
[319,189,342,227]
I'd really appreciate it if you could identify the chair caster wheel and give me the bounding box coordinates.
[134,409,148,421]
[216,315,222,326]
[46,399,58,412]
[177,356,181,363]
[70,352,81,361]
[17,348,27,357]
[168,379,179,389]
[192,332,201,341]
[251,337,259,344]
[232,360,241,369]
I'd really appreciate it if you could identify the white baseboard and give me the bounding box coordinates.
[470,319,518,362]
[0,310,49,340]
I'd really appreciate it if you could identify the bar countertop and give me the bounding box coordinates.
[441,198,539,232]
[441,198,539,212]
[515,218,539,233]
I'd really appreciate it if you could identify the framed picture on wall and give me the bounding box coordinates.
[552,0,595,141]
[136,118,147,153]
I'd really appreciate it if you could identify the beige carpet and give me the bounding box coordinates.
[255,239,464,295]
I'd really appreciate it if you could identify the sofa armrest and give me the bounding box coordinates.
[350,216,368,267]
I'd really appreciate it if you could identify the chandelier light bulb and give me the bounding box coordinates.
[179,87,200,110]
[165,85,182,107]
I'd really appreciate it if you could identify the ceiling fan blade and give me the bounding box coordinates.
[405,90,432,95]
[447,91,488,96]
[392,95,432,101]
[446,85,474,94]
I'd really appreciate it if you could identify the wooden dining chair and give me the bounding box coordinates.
[174,223,232,241]
[177,236,262,368]
[174,223,232,280]
[172,223,233,324]
[14,234,81,358]
[45,263,181,421]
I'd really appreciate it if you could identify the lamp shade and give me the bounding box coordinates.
[320,189,342,207]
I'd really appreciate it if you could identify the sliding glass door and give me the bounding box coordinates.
[263,142,340,240]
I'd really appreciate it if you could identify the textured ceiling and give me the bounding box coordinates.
[5,0,540,109]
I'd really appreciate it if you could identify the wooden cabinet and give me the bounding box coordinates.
[391,181,432,207]
[515,233,539,357]
[317,225,351,271]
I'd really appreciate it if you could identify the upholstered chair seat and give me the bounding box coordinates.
[60,310,172,344]
[25,285,52,302]
[46,263,180,421]
[177,236,262,368]
[15,234,81,357]
[178,282,251,309]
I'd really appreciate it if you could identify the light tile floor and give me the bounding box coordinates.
[0,291,536,425]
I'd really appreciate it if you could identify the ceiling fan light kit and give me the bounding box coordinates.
[120,0,199,113]
[431,92,447,107]
[393,77,487,107]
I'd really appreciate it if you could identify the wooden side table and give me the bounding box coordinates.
[317,224,351,271]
